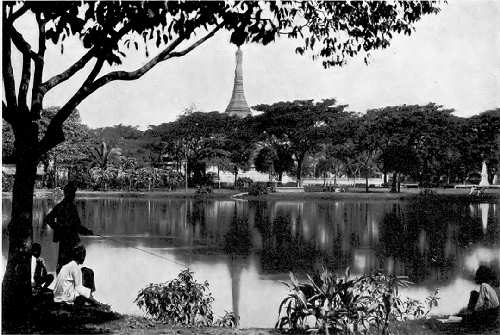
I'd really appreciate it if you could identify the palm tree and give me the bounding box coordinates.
[88,141,122,169]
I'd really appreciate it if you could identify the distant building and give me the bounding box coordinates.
[225,47,252,118]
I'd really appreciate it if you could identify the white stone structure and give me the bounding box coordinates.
[479,160,490,187]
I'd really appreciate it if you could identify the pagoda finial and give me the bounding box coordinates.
[225,46,251,118]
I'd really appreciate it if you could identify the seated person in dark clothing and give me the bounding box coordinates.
[31,243,54,291]
[461,265,500,325]
[53,245,97,306]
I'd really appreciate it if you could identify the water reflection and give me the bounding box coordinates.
[1,197,499,327]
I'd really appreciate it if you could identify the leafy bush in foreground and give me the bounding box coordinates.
[135,269,237,327]
[214,311,239,328]
[135,269,214,326]
[276,268,439,335]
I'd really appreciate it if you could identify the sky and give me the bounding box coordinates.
[11,0,500,129]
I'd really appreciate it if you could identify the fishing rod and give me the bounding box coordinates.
[90,233,190,268]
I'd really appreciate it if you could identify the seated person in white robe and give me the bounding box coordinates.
[462,265,500,325]
[53,245,96,305]
[474,281,500,311]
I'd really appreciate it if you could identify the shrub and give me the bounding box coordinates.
[196,185,213,194]
[248,182,268,196]
[235,177,253,190]
[419,188,436,197]
[135,269,214,326]
[135,269,238,328]
[214,311,239,328]
[2,173,14,192]
[160,170,184,190]
[276,268,439,334]
[68,166,92,190]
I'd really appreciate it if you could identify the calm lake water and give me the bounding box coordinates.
[2,196,499,327]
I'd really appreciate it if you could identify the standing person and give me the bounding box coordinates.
[44,182,94,273]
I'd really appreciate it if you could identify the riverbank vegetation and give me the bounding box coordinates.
[10,267,498,334]
[3,105,499,193]
[276,268,439,334]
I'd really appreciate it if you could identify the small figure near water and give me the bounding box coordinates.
[44,182,94,273]
[31,243,54,291]
[53,245,97,306]
[468,186,485,196]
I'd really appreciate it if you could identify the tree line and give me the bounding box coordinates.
[4,101,498,192]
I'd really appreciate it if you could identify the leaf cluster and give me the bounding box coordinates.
[135,269,215,326]
[276,267,439,334]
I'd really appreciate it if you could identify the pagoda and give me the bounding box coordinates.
[225,47,251,117]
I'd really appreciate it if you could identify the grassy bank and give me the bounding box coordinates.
[35,313,500,335]
[2,188,240,199]
[84,315,281,335]
[76,188,239,199]
[3,187,500,201]
[244,188,500,201]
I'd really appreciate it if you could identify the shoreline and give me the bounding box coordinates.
[30,312,500,335]
[244,189,500,201]
[2,187,500,201]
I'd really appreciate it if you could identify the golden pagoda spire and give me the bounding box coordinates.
[225,47,251,118]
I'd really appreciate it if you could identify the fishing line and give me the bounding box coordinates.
[92,233,190,268]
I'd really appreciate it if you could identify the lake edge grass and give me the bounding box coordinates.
[3,187,500,201]
[64,313,500,335]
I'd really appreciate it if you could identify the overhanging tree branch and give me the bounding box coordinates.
[90,36,184,85]
[40,22,134,95]
[169,23,224,57]
[9,24,40,61]
[91,22,223,87]
[38,22,224,155]
[40,49,95,94]
[38,58,105,155]
[7,4,29,24]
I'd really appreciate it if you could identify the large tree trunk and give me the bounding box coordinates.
[2,134,38,330]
